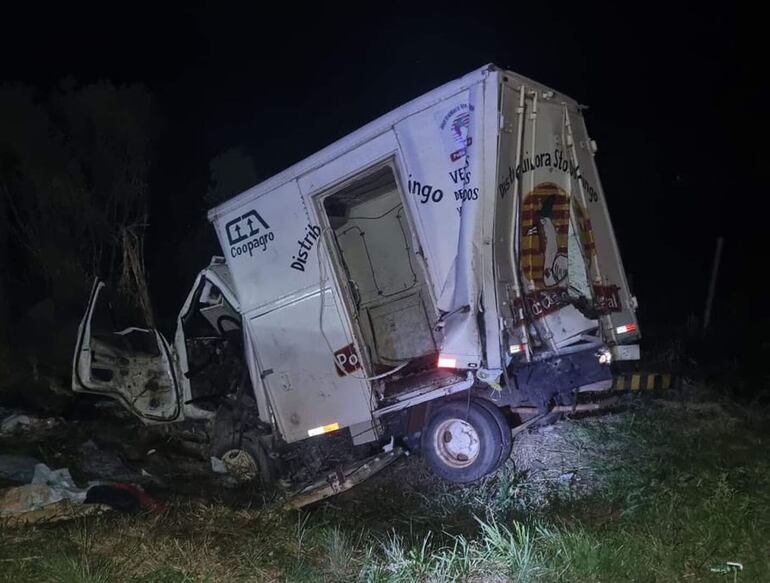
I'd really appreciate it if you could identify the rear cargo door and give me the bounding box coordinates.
[562,108,640,344]
[498,86,601,351]
[496,82,639,351]
[72,281,182,422]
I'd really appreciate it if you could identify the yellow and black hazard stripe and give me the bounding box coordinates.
[612,373,679,392]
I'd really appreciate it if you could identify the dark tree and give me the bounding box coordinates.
[0,80,159,325]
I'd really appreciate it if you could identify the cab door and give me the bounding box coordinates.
[72,280,183,422]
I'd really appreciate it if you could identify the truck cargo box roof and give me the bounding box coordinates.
[207,64,579,221]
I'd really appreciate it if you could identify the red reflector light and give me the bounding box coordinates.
[616,322,637,334]
[437,356,457,368]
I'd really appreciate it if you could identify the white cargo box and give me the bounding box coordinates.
[207,64,640,443]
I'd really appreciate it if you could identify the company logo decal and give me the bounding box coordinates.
[519,182,602,317]
[593,284,622,313]
[407,176,444,204]
[521,183,571,289]
[438,103,474,162]
[334,343,361,377]
[289,224,321,272]
[497,149,599,202]
[225,208,274,258]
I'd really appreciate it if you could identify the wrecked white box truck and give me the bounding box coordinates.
[73,64,640,501]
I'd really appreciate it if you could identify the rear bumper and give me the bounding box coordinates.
[611,344,640,361]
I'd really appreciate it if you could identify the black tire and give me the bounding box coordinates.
[211,433,275,485]
[211,400,276,486]
[421,400,503,483]
[471,398,513,471]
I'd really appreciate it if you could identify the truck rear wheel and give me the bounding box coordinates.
[421,400,502,483]
[471,398,513,471]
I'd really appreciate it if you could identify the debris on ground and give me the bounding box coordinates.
[511,416,606,505]
[1,463,96,523]
[210,456,227,475]
[28,464,91,504]
[1,459,164,525]
[0,491,107,525]
[85,483,164,514]
[0,454,41,483]
[76,439,148,483]
[709,562,744,574]
[0,410,60,435]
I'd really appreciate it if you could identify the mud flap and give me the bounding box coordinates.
[284,447,404,510]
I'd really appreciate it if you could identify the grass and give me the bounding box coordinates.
[1,393,768,581]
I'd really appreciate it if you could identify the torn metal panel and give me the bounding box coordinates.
[284,447,404,510]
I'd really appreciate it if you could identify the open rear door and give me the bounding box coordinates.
[72,280,182,422]
[564,108,640,347]
[496,79,640,357]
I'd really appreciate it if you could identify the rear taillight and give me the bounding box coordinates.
[509,344,523,354]
[616,323,637,335]
[437,355,457,368]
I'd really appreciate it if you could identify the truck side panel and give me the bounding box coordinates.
[248,290,372,443]
[210,179,373,443]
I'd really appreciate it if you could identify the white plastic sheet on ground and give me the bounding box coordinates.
[0,463,97,519]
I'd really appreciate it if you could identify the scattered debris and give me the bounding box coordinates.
[1,463,95,522]
[1,459,163,525]
[210,456,227,475]
[0,454,40,483]
[29,464,91,504]
[76,439,145,482]
[709,561,743,582]
[511,416,606,506]
[0,413,31,433]
[709,561,744,572]
[0,411,59,435]
[85,483,164,514]
[0,492,106,525]
[285,447,405,510]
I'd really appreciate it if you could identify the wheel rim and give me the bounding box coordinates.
[433,418,480,468]
[221,448,259,482]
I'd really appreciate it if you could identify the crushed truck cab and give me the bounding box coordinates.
[73,64,640,494]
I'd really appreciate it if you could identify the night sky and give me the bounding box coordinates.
[2,3,763,335]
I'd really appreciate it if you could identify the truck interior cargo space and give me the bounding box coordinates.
[321,166,439,377]
[180,278,246,410]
